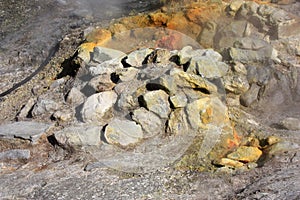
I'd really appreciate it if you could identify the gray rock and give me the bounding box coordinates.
[31,98,60,117]
[226,46,273,64]
[89,57,124,76]
[55,125,102,146]
[233,62,248,75]
[0,121,53,143]
[197,21,217,48]
[66,87,86,106]
[104,118,143,147]
[131,107,163,138]
[81,91,117,124]
[88,74,115,93]
[167,108,189,135]
[142,90,171,119]
[170,92,188,108]
[0,149,31,160]
[233,37,268,50]
[240,83,260,107]
[215,20,252,49]
[17,98,36,119]
[116,67,139,82]
[187,56,229,78]
[91,46,126,64]
[125,48,153,67]
[224,73,250,94]
[52,110,73,122]
[280,117,300,130]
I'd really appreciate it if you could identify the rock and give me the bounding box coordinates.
[218,158,244,168]
[52,110,73,122]
[226,45,273,64]
[89,57,124,76]
[55,125,102,146]
[91,46,126,64]
[171,68,218,95]
[88,74,116,93]
[17,98,36,119]
[115,80,146,111]
[80,91,117,124]
[197,21,217,48]
[170,92,188,108]
[228,0,244,14]
[233,62,248,75]
[149,12,170,26]
[187,56,229,79]
[266,136,281,146]
[66,87,86,106]
[145,48,172,64]
[227,146,262,162]
[280,117,300,130]
[131,107,163,138]
[142,90,171,119]
[125,48,153,67]
[167,12,201,38]
[215,20,252,49]
[0,149,31,160]
[185,97,229,129]
[0,121,53,143]
[240,83,260,107]
[224,73,250,94]
[31,98,60,117]
[116,67,139,82]
[104,119,143,147]
[265,141,299,155]
[233,37,268,50]
[167,108,189,135]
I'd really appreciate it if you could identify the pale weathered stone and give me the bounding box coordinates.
[32,98,60,117]
[142,90,171,119]
[91,46,126,64]
[81,91,117,124]
[88,74,116,93]
[89,57,124,76]
[116,67,139,82]
[104,119,143,147]
[240,83,260,107]
[55,125,102,146]
[187,56,229,78]
[131,107,163,138]
[224,73,250,94]
[227,146,262,162]
[169,92,188,108]
[218,158,244,168]
[280,117,300,130]
[185,97,229,129]
[125,48,153,67]
[0,121,53,143]
[66,87,86,106]
[0,149,31,160]
[167,108,189,135]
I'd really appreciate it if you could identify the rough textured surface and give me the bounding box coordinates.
[1,0,300,199]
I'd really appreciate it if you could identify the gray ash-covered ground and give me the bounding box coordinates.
[0,0,300,199]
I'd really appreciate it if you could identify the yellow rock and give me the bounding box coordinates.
[266,136,281,146]
[219,158,244,168]
[227,146,262,163]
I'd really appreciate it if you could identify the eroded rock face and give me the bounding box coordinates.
[80,91,117,124]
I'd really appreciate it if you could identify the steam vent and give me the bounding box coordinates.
[0,0,300,199]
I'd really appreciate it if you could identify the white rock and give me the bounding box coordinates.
[81,91,117,124]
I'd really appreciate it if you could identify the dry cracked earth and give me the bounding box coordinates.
[0,0,300,199]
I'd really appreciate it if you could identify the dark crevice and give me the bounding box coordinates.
[121,56,131,68]
[56,51,80,79]
[100,125,109,144]
[146,83,168,92]
[111,72,120,83]
[47,134,60,147]
[138,95,147,108]
[193,87,211,95]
